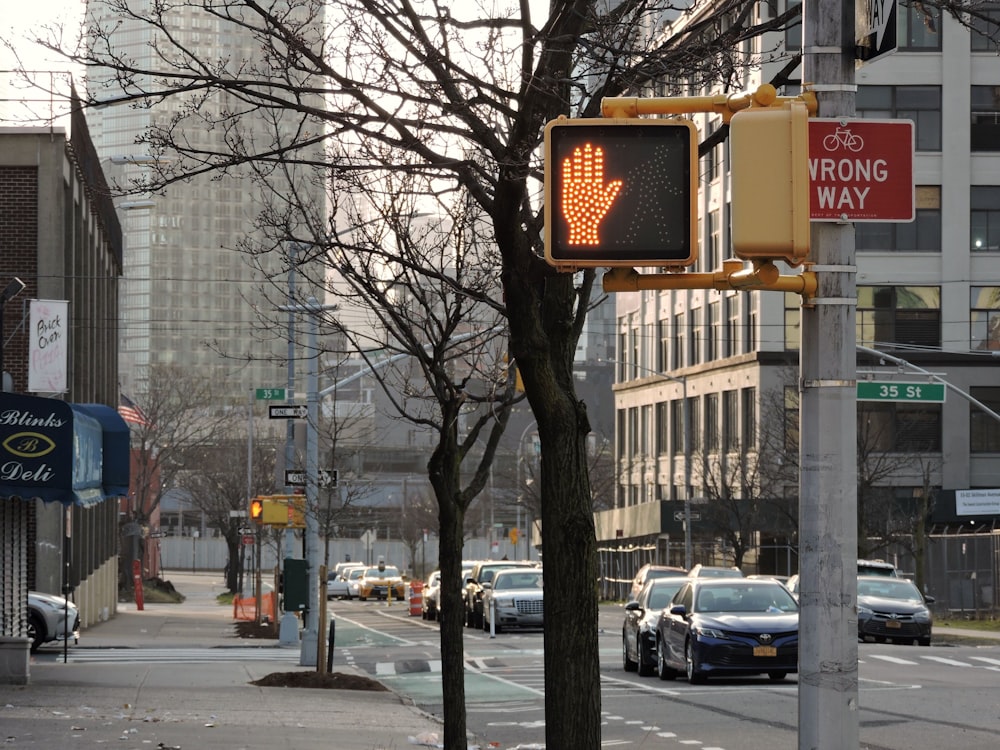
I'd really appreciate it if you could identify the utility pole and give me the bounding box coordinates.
[799,2,859,747]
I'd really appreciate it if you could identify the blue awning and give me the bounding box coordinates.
[0,393,129,507]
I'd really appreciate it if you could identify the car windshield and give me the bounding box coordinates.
[647,583,683,610]
[494,571,542,590]
[858,579,922,601]
[366,566,400,577]
[349,568,365,580]
[695,584,798,613]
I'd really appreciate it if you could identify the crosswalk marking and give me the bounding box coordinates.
[53,647,302,664]
[920,655,974,667]
[868,654,918,665]
[969,656,1000,667]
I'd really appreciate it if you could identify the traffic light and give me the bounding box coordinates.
[544,117,699,270]
[249,498,263,524]
[729,101,811,264]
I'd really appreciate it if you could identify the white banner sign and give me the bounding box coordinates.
[28,299,68,394]
[955,488,1000,517]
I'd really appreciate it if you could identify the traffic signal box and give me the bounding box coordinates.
[729,100,811,264]
[544,117,699,270]
[259,494,306,528]
[249,498,263,524]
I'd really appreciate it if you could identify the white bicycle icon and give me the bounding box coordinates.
[822,127,864,152]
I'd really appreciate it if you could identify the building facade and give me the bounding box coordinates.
[605,4,1000,605]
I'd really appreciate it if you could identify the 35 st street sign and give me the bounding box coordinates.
[856,381,946,403]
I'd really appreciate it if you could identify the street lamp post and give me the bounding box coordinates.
[516,420,537,561]
[1,277,26,392]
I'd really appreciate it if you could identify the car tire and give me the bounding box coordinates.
[918,637,931,647]
[27,612,45,653]
[359,596,367,601]
[768,671,787,681]
[637,638,655,677]
[622,633,638,672]
[656,638,677,680]
[685,640,706,684]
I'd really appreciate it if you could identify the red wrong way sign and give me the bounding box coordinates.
[809,119,913,222]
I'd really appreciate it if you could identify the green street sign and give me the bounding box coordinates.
[856,381,945,403]
[255,388,286,400]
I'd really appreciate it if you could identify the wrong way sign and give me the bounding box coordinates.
[809,119,913,222]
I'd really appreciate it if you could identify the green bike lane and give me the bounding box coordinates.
[329,611,551,705]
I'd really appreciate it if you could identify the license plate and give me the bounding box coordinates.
[886,620,902,629]
[753,645,777,657]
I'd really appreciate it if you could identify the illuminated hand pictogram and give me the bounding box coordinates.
[561,143,622,245]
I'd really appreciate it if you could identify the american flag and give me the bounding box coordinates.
[118,393,150,427]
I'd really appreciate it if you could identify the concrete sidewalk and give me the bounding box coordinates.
[0,571,445,749]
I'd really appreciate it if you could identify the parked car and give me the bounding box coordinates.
[654,578,799,684]
[857,559,898,577]
[627,564,688,602]
[464,559,538,629]
[357,564,406,601]
[345,566,366,599]
[856,575,933,646]
[421,570,442,620]
[481,567,544,633]
[784,574,800,600]
[327,564,364,600]
[686,564,744,578]
[622,576,688,676]
[27,591,80,653]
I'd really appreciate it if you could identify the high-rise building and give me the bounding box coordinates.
[85,1,327,399]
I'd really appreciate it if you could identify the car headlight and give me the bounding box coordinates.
[693,625,727,640]
[857,604,872,617]
[494,597,515,607]
[34,598,69,612]
[913,608,931,622]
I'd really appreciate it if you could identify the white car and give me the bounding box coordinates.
[27,591,80,652]
[481,567,544,633]
[327,565,364,600]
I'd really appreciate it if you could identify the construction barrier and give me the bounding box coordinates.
[233,591,277,622]
[409,581,423,617]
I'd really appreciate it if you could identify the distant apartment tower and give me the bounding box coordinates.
[85,1,327,398]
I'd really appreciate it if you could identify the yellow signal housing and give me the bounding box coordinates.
[730,101,811,264]
[260,494,306,528]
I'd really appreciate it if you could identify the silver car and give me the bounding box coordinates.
[27,591,80,652]
[481,567,543,633]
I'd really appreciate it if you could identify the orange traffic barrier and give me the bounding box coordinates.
[409,581,423,617]
[233,591,277,622]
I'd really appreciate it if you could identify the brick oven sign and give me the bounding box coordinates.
[809,119,914,222]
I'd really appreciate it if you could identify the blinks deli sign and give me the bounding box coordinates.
[0,394,90,503]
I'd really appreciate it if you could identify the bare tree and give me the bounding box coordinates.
[17,2,998,747]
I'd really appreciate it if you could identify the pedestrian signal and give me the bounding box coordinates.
[544,117,698,270]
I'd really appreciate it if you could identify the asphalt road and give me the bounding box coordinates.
[320,597,1000,750]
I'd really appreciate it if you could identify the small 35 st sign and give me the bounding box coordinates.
[809,119,913,222]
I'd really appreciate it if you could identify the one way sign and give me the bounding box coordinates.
[856,0,898,65]
[269,404,307,419]
[284,469,338,488]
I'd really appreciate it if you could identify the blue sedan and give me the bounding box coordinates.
[654,578,799,684]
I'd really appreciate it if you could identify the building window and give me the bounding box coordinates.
[689,308,701,366]
[856,186,941,251]
[744,294,758,353]
[618,331,627,381]
[617,409,626,457]
[628,407,639,457]
[657,319,669,372]
[971,6,1000,52]
[784,292,800,350]
[971,287,1000,351]
[706,301,718,362]
[742,387,757,451]
[857,85,941,151]
[672,400,684,456]
[971,86,1000,151]
[641,404,652,457]
[656,401,669,455]
[857,286,940,349]
[673,312,685,370]
[723,390,739,452]
[724,295,738,357]
[859,403,942,452]
[706,209,721,272]
[970,387,1000,452]
[689,395,701,453]
[705,393,719,451]
[971,186,1000,251]
[899,2,940,50]
[785,0,802,52]
[631,325,640,378]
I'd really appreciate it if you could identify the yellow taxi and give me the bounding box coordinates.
[357,563,406,601]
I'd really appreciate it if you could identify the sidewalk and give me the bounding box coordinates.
[0,571,445,750]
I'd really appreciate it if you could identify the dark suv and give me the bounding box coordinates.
[464,560,538,629]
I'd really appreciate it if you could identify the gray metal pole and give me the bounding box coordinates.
[300,297,321,666]
[682,377,692,570]
[799,2,859,747]
[285,244,297,557]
